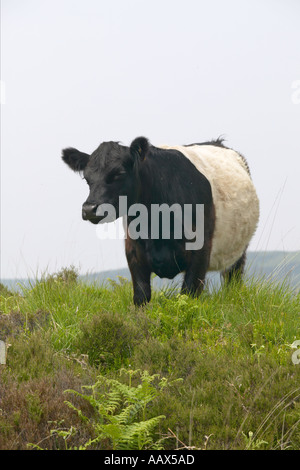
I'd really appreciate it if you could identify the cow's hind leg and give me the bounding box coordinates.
[221,250,247,284]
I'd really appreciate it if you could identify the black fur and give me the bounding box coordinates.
[130,136,149,161]
[62,148,90,172]
[62,137,243,305]
[184,136,227,148]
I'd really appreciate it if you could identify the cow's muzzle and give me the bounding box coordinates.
[82,203,99,222]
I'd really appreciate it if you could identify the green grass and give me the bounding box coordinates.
[0,267,299,450]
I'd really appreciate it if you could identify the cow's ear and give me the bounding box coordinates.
[130,137,149,161]
[62,148,90,172]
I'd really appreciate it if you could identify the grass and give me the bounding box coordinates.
[0,267,299,450]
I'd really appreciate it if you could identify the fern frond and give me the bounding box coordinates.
[116,415,166,450]
[59,369,170,450]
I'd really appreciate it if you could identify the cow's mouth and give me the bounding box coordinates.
[87,216,102,224]
[82,205,118,224]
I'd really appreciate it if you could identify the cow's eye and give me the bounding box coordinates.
[106,171,126,184]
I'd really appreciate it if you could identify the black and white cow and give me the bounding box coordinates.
[62,137,259,305]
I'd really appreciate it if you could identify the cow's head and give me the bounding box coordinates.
[62,137,149,223]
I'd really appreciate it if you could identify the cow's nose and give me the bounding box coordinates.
[82,203,98,220]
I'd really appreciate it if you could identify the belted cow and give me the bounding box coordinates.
[62,137,259,305]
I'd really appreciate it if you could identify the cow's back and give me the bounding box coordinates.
[159,144,260,271]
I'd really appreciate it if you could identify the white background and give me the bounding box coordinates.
[1,0,300,279]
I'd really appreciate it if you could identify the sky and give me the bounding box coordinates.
[1,0,300,279]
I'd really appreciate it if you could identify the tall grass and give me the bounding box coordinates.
[0,267,299,450]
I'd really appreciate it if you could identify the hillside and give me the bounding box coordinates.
[0,265,299,450]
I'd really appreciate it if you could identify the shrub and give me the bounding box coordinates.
[75,312,143,370]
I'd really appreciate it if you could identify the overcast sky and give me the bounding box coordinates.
[1,0,300,279]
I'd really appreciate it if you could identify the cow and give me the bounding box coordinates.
[62,137,259,306]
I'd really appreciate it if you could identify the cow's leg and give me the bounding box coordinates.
[125,238,151,306]
[131,265,151,306]
[181,202,214,297]
[221,249,247,284]
[181,247,210,297]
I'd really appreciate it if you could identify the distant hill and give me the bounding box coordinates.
[246,251,300,284]
[81,250,300,292]
[1,251,300,293]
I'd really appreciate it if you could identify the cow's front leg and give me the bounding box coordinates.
[181,248,210,297]
[131,265,151,306]
[181,269,206,297]
[125,238,151,306]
